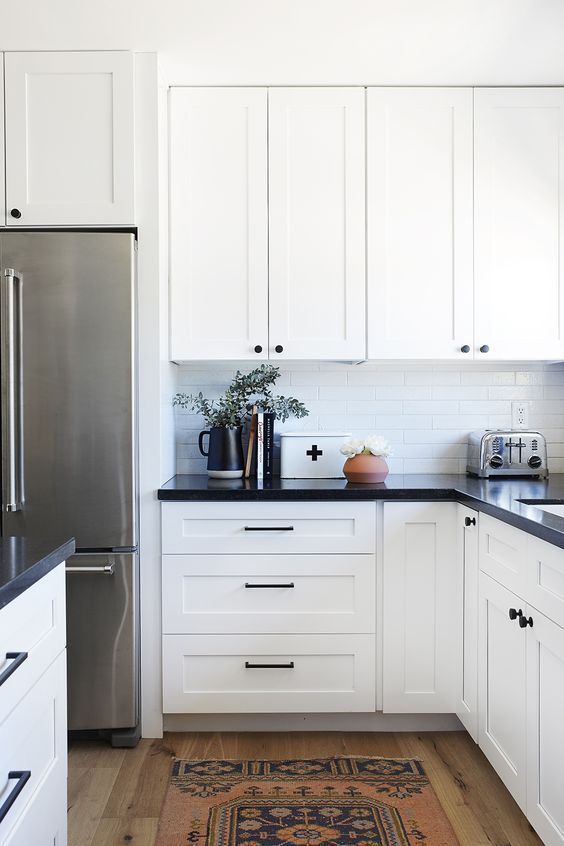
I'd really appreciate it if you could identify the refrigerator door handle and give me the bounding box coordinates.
[1,269,24,513]
[66,564,115,575]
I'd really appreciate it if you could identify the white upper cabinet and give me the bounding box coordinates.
[475,88,564,360]
[0,60,5,225]
[169,88,269,361]
[4,51,134,226]
[268,88,366,360]
[367,88,474,359]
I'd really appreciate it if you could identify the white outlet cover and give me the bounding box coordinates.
[511,401,529,429]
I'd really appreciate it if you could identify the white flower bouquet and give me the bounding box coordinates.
[340,434,393,459]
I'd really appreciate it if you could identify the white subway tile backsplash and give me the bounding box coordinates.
[291,371,347,385]
[405,371,461,386]
[403,400,460,415]
[319,386,375,400]
[173,361,564,474]
[461,371,516,386]
[346,400,403,415]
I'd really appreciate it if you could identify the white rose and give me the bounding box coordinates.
[364,434,392,457]
[340,438,365,457]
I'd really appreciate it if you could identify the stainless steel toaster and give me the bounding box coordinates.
[467,430,548,478]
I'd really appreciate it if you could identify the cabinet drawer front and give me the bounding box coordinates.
[526,536,564,628]
[162,502,375,554]
[162,554,376,634]
[0,651,66,840]
[479,514,528,596]
[162,634,375,713]
[0,566,66,726]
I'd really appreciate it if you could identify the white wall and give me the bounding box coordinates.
[2,1,564,86]
[174,361,564,476]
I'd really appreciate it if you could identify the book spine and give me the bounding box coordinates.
[263,412,275,479]
[256,411,264,480]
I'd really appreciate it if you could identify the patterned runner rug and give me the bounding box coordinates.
[155,756,459,845]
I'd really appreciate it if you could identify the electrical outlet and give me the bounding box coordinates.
[512,401,529,429]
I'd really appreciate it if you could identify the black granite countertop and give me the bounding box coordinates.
[158,473,564,550]
[0,536,75,611]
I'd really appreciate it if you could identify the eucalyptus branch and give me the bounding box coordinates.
[173,364,309,428]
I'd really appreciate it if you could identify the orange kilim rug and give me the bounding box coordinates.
[155,757,459,846]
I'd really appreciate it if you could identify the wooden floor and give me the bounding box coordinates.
[68,730,542,846]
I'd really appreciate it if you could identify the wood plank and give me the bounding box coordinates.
[91,817,159,846]
[67,767,121,846]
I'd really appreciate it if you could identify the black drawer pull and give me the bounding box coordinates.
[243,526,294,532]
[245,583,295,589]
[245,661,295,669]
[0,652,28,687]
[0,771,31,823]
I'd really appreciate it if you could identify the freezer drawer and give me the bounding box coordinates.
[66,552,138,730]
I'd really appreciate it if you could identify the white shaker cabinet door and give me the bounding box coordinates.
[382,501,457,713]
[456,505,479,742]
[4,51,134,226]
[526,606,564,846]
[478,573,527,812]
[0,60,5,226]
[474,88,564,360]
[169,88,268,361]
[367,88,473,359]
[268,88,366,361]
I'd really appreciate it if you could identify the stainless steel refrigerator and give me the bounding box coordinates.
[0,231,139,746]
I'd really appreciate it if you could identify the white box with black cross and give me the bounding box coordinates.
[280,432,351,479]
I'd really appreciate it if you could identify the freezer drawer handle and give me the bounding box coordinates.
[66,564,115,575]
[245,661,295,669]
[245,583,295,589]
[243,526,294,532]
[1,269,24,513]
[0,652,28,687]
[0,771,31,824]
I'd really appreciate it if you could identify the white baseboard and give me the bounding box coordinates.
[163,712,463,733]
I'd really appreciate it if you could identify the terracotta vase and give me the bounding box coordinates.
[343,453,389,484]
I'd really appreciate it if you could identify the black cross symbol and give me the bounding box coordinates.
[306,444,323,461]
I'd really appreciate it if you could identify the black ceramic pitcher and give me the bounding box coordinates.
[198,426,244,478]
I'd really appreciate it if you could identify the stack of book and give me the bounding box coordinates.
[245,408,275,480]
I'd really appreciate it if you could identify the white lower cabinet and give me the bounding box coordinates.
[478,514,564,844]
[382,502,457,713]
[161,501,376,715]
[163,633,375,713]
[0,652,67,846]
[526,606,564,846]
[478,572,527,811]
[0,565,67,846]
[456,505,479,742]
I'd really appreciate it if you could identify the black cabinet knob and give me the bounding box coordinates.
[460,345,470,354]
[10,209,22,219]
[464,516,476,527]
[519,614,533,628]
[509,608,522,621]
[480,344,490,353]
[254,345,263,354]
[274,345,284,354]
